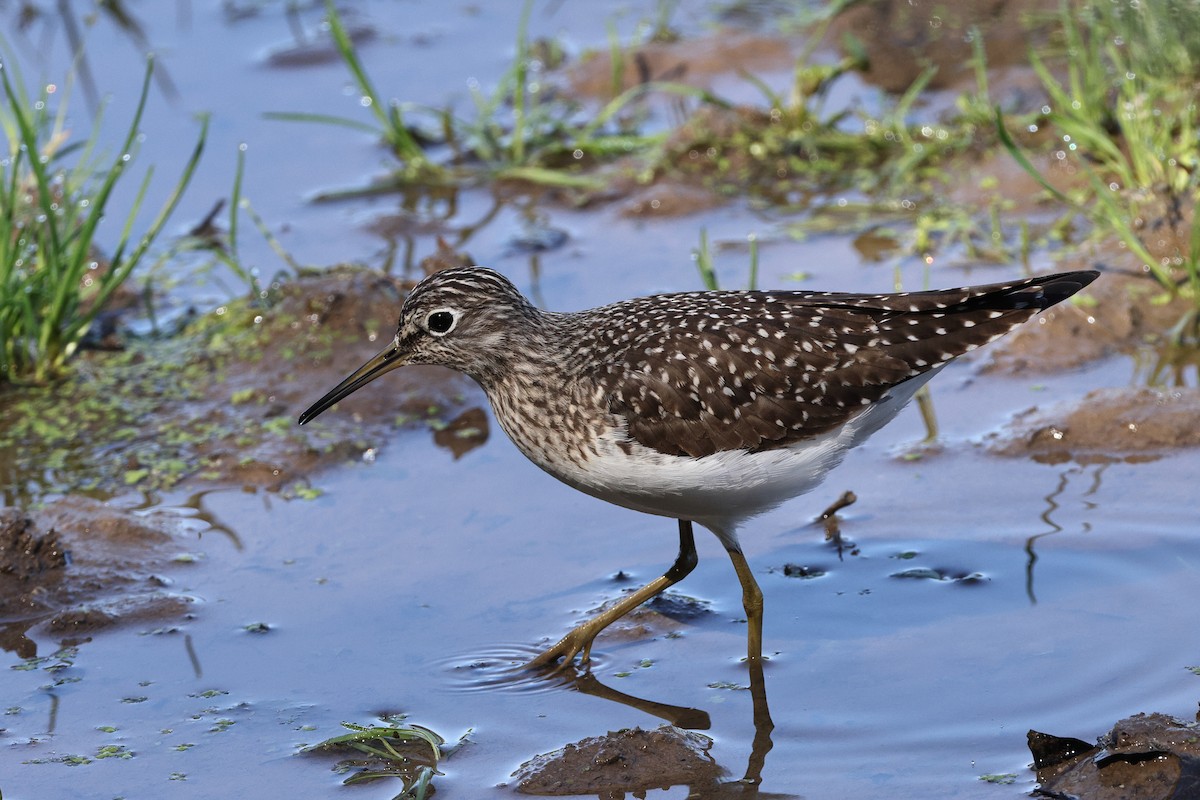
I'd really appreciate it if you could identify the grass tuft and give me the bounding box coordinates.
[269,0,722,194]
[1000,1,1200,313]
[692,227,760,291]
[305,721,447,799]
[0,55,206,383]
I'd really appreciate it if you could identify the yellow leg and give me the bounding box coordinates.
[726,547,764,663]
[527,520,698,671]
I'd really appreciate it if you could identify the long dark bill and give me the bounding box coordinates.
[297,344,405,425]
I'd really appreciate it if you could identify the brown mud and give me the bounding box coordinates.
[511,725,723,795]
[831,0,1059,93]
[1030,712,1200,800]
[990,386,1200,463]
[566,30,795,99]
[0,265,484,501]
[0,499,198,658]
[0,259,484,653]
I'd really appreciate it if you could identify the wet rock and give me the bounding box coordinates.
[889,567,987,585]
[989,387,1200,464]
[587,590,711,644]
[512,725,723,795]
[643,591,711,622]
[778,563,826,579]
[1028,729,1096,770]
[1030,712,1200,799]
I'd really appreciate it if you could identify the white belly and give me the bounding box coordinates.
[561,430,848,528]
[498,370,938,545]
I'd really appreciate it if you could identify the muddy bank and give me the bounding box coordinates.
[988,271,1193,374]
[0,498,200,657]
[984,270,1200,462]
[830,0,1058,93]
[989,387,1200,464]
[0,265,484,503]
[0,257,492,655]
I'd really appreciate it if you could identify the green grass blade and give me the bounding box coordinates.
[747,234,759,291]
[493,165,602,189]
[324,0,424,162]
[694,227,718,290]
[229,144,244,255]
[509,0,535,165]
[263,111,382,136]
[994,108,1071,206]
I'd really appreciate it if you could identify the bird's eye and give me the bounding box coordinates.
[426,310,456,335]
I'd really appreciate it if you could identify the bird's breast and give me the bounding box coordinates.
[484,373,856,529]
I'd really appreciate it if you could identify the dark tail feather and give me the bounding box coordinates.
[998,270,1099,311]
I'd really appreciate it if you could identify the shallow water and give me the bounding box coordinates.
[7,369,1199,798]
[4,2,1199,799]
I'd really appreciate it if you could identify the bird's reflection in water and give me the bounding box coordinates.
[515,658,792,799]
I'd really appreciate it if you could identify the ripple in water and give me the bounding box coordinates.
[436,644,608,694]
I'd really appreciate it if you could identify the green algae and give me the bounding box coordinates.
[0,288,316,502]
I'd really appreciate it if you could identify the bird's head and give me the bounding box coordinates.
[298,266,534,425]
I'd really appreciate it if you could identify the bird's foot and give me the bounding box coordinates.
[524,631,595,676]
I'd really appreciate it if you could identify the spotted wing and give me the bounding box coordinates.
[588,271,1096,458]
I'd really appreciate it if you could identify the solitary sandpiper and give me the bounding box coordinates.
[298,266,1098,669]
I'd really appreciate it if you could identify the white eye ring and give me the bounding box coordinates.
[426,308,457,336]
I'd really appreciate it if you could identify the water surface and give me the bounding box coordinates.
[3,2,1197,799]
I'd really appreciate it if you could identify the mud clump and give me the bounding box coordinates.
[512,725,723,795]
[619,183,726,218]
[1030,712,1200,799]
[831,0,1057,93]
[584,589,711,645]
[989,387,1200,464]
[0,509,68,579]
[0,497,200,657]
[565,30,793,99]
